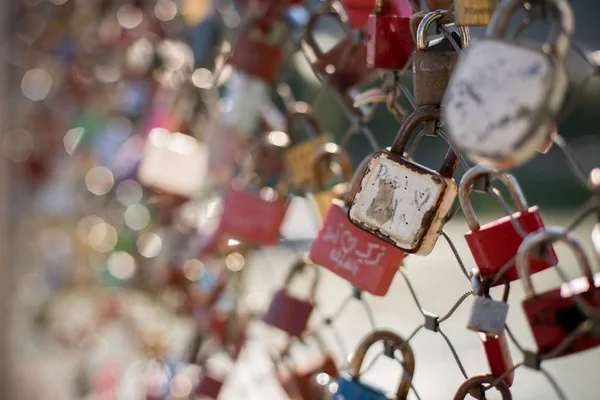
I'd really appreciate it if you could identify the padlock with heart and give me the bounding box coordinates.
[443,0,574,169]
[335,329,415,400]
[518,228,600,357]
[263,256,320,337]
[348,106,458,255]
[460,165,557,284]
[309,154,406,296]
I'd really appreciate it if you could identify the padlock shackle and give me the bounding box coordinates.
[304,7,349,59]
[348,329,415,400]
[459,165,529,232]
[453,374,512,400]
[416,10,471,51]
[390,106,458,179]
[283,254,321,300]
[345,153,374,207]
[478,275,510,303]
[285,103,324,144]
[312,143,354,191]
[486,0,574,60]
[517,228,594,298]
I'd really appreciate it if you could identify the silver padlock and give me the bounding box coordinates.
[467,272,510,336]
[442,0,574,170]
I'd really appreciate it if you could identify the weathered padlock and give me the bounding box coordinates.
[413,10,470,106]
[284,104,329,189]
[218,142,290,246]
[305,8,375,93]
[309,156,406,296]
[308,143,354,221]
[366,0,417,70]
[276,333,339,400]
[348,106,458,255]
[478,332,515,387]
[453,374,512,400]
[460,165,557,283]
[335,329,415,400]
[518,228,600,357]
[263,257,319,337]
[195,369,224,399]
[454,0,498,26]
[467,273,510,337]
[443,0,574,169]
[229,17,287,83]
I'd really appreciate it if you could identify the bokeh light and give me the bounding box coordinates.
[107,251,136,280]
[2,128,34,162]
[85,166,115,196]
[21,68,53,101]
[124,204,151,230]
[137,232,162,258]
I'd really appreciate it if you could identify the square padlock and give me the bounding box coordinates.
[348,107,457,255]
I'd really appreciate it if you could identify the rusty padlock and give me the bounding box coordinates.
[308,143,354,221]
[455,0,498,27]
[276,333,338,400]
[518,228,600,357]
[453,374,512,400]
[460,165,557,283]
[367,0,418,70]
[309,155,406,296]
[413,10,470,106]
[284,104,329,189]
[304,8,375,93]
[335,330,415,399]
[229,17,288,83]
[263,257,319,337]
[348,106,458,255]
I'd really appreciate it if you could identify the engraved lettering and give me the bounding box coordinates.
[411,188,432,210]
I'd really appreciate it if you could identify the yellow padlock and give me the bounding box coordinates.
[283,103,328,189]
[307,143,354,222]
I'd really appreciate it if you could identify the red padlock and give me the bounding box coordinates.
[304,8,375,93]
[340,0,374,29]
[460,165,557,284]
[518,228,600,357]
[263,257,319,337]
[229,18,287,83]
[195,370,225,399]
[367,0,418,69]
[478,332,514,387]
[218,159,289,245]
[309,156,405,296]
[276,333,338,400]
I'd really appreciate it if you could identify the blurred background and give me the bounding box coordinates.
[0,0,599,399]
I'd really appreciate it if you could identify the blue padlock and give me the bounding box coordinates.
[334,330,415,400]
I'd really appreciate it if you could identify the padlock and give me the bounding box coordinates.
[460,165,557,283]
[348,106,458,255]
[413,10,470,106]
[304,8,375,93]
[443,0,574,169]
[276,333,339,400]
[229,18,287,83]
[341,0,378,29]
[308,144,354,222]
[366,0,417,70]
[263,257,319,337]
[284,104,329,189]
[479,332,515,387]
[454,0,498,26]
[309,155,406,296]
[137,128,209,199]
[195,369,224,399]
[467,274,510,336]
[335,329,415,400]
[453,374,512,400]
[518,228,600,357]
[218,146,290,246]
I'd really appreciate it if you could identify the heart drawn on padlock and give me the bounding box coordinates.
[340,230,358,255]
